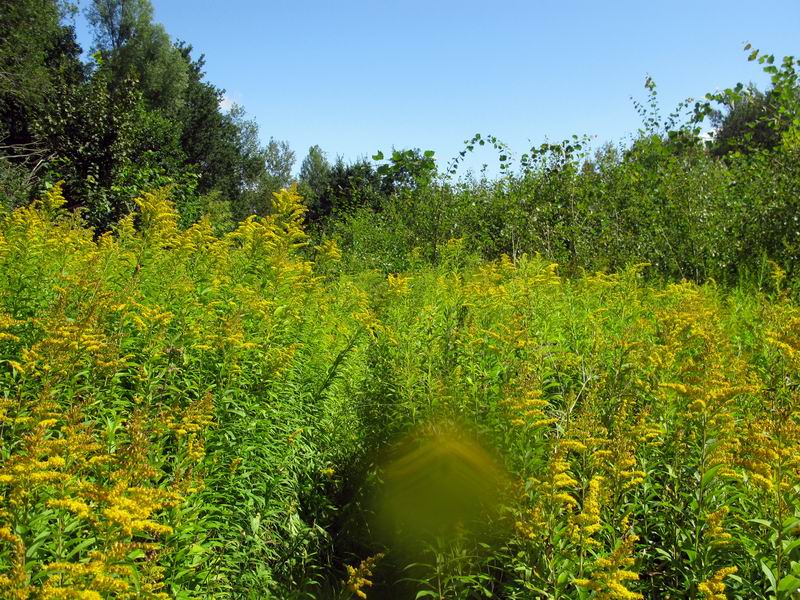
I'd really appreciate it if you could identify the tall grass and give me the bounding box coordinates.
[0,186,799,598]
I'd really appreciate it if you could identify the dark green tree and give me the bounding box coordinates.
[709,85,783,156]
[298,145,331,219]
[0,0,85,205]
[327,157,384,214]
[373,148,437,195]
[263,138,295,190]
[33,60,194,228]
[237,136,295,218]
[175,44,242,201]
[86,0,188,113]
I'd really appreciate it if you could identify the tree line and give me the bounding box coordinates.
[0,0,432,229]
[2,1,799,287]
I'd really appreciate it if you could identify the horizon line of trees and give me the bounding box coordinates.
[0,0,444,229]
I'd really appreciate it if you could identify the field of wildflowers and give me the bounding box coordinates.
[1,186,799,598]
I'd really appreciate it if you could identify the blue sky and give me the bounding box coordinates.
[72,0,800,174]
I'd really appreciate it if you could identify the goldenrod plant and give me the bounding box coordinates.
[1,185,800,598]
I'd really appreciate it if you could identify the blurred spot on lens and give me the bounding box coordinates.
[371,421,510,553]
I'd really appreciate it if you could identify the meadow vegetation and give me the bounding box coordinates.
[1,182,800,598]
[2,1,800,598]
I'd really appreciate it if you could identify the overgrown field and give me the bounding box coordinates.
[1,185,799,599]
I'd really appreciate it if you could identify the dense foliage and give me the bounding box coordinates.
[0,186,799,599]
[2,2,800,599]
[0,0,292,229]
[328,58,800,287]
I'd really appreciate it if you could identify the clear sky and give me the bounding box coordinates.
[72,0,800,174]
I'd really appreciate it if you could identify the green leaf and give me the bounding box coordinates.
[784,538,800,556]
[750,518,774,529]
[701,464,722,486]
[778,574,800,593]
[67,537,99,560]
[761,561,777,591]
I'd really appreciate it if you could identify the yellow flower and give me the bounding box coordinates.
[704,506,732,546]
[48,498,91,520]
[572,476,604,546]
[387,273,411,295]
[698,566,738,600]
[345,553,384,599]
[575,533,643,600]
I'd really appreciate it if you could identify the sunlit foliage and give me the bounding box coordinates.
[0,185,798,598]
